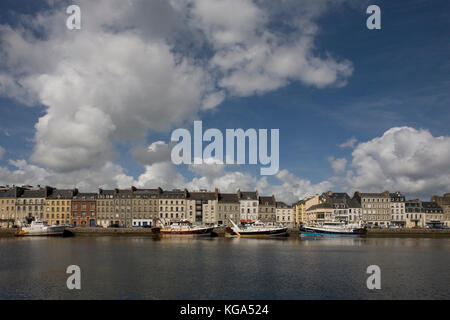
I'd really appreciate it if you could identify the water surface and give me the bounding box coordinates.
[0,236,449,299]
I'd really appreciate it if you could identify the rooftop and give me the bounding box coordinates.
[160,189,186,199]
[20,189,46,199]
[73,193,97,201]
[186,192,216,200]
[307,203,334,211]
[47,189,76,200]
[259,196,275,206]
[218,193,239,203]
[276,201,292,208]
[240,191,258,200]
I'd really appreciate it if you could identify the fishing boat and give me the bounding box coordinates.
[154,220,214,236]
[227,219,288,238]
[299,221,366,237]
[15,220,66,237]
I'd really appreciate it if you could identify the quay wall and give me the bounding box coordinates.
[0,229,15,237]
[366,228,450,237]
[67,227,156,237]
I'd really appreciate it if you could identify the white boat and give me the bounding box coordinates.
[155,220,214,236]
[15,220,66,237]
[300,221,366,237]
[227,219,288,237]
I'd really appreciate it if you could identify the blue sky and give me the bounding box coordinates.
[132,0,450,183]
[0,0,449,202]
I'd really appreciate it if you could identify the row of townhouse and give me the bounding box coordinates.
[0,186,296,228]
[293,191,450,228]
[2,184,448,229]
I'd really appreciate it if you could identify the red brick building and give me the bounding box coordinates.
[72,193,97,227]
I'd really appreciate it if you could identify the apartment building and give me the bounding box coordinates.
[159,189,187,225]
[422,201,444,227]
[305,202,334,224]
[390,192,406,227]
[97,189,118,227]
[354,191,391,227]
[404,200,444,228]
[120,188,136,227]
[131,188,160,227]
[324,192,362,224]
[430,193,450,227]
[45,189,77,226]
[405,200,424,228]
[238,190,259,222]
[185,190,217,225]
[300,195,327,225]
[18,187,52,225]
[201,191,219,226]
[0,187,22,228]
[258,195,276,222]
[217,193,240,226]
[293,200,306,225]
[276,202,295,227]
[72,193,97,227]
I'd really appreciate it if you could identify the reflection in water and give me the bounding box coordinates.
[0,237,449,300]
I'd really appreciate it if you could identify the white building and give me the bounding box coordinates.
[390,192,406,227]
[325,192,363,224]
[238,190,259,222]
[132,219,153,227]
[186,190,218,225]
[276,202,295,227]
[158,189,187,225]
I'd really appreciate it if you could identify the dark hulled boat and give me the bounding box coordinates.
[299,222,367,237]
[228,219,288,238]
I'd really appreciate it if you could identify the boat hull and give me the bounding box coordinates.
[15,226,66,237]
[159,227,214,236]
[299,226,366,237]
[228,227,289,238]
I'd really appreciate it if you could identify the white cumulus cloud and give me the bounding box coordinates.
[0,0,354,195]
[0,159,134,191]
[342,127,450,198]
[328,156,347,174]
[339,137,358,149]
[257,169,332,204]
[132,141,171,166]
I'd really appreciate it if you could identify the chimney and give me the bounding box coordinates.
[215,188,219,199]
[131,186,137,193]
[237,189,241,199]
